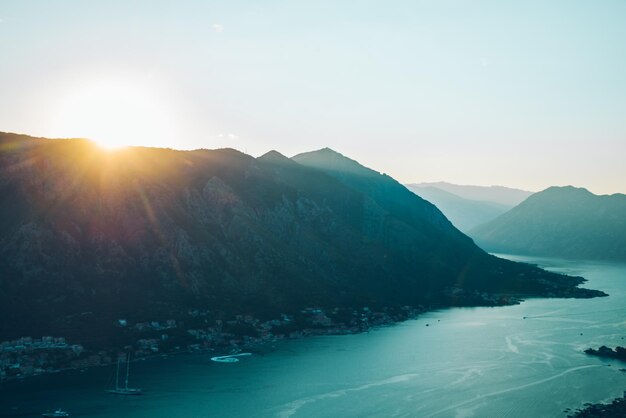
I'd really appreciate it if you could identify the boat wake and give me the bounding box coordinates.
[276,373,420,418]
[426,364,602,417]
[210,353,252,363]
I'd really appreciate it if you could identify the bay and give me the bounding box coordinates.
[2,255,626,417]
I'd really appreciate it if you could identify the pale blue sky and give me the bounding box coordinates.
[1,1,625,193]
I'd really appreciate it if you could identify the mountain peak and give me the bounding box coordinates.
[292,148,379,177]
[542,185,592,195]
[258,150,293,164]
[527,186,595,204]
[317,147,342,155]
[294,147,347,160]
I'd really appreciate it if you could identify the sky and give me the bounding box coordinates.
[1,0,625,194]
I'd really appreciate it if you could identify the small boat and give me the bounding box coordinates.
[42,409,69,417]
[211,356,239,363]
[106,353,142,395]
[107,387,142,395]
[210,352,252,363]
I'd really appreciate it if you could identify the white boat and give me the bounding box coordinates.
[211,356,239,363]
[106,353,142,395]
[210,352,252,363]
[42,409,69,417]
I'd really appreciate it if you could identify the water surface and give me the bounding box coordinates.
[2,255,626,417]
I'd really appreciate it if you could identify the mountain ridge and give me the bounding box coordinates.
[405,184,511,232]
[0,133,604,349]
[470,186,626,261]
[409,181,533,207]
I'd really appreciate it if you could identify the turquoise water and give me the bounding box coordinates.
[2,255,626,417]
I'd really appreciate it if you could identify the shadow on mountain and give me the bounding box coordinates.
[0,134,605,345]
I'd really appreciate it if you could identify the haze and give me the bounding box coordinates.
[1,0,625,194]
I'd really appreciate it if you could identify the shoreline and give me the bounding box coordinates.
[1,281,622,418]
[0,305,428,384]
[4,295,521,384]
[0,280,606,384]
[567,392,626,418]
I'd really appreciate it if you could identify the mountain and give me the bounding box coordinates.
[405,185,510,232]
[470,186,626,261]
[410,182,533,207]
[0,135,603,347]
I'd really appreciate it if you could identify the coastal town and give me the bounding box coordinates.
[1,305,425,381]
[0,284,539,382]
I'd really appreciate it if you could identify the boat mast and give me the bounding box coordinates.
[115,357,121,390]
[124,353,130,389]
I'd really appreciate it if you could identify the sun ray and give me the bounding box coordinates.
[132,178,190,290]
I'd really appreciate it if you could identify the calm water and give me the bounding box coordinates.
[2,255,626,418]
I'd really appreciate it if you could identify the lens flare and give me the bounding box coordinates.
[50,77,177,149]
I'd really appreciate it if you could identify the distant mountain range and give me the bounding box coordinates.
[470,186,626,261]
[410,182,533,207]
[0,133,602,346]
[405,184,513,232]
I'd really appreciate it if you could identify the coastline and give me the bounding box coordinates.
[567,392,626,417]
[0,304,427,384]
[2,253,624,418]
[0,284,595,384]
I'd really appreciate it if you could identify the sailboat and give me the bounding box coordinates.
[106,353,142,395]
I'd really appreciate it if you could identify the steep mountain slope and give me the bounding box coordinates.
[0,135,603,345]
[290,148,601,289]
[470,186,626,261]
[405,185,510,232]
[412,181,533,207]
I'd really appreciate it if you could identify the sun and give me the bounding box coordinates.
[50,77,177,149]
